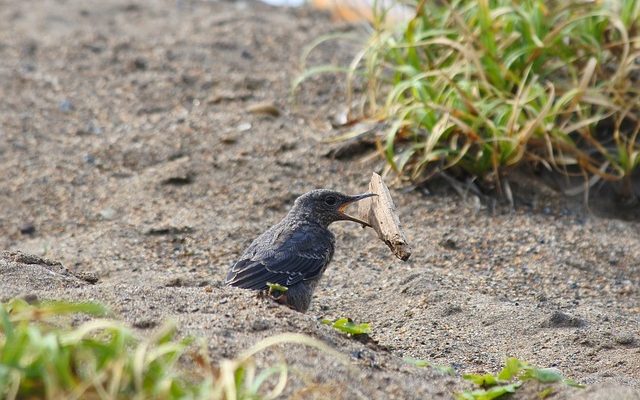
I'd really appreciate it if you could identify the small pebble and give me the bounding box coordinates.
[237,122,252,132]
[21,293,39,304]
[59,99,74,112]
[614,333,637,347]
[83,154,96,164]
[132,57,147,70]
[133,319,158,329]
[99,208,117,220]
[19,222,36,235]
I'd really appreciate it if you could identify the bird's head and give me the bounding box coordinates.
[292,189,376,228]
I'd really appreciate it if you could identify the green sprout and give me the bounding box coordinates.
[321,317,371,336]
[457,357,584,400]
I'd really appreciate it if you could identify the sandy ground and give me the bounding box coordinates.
[1,1,639,399]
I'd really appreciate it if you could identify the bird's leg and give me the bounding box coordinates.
[259,283,312,313]
[264,289,292,310]
[280,282,313,313]
[257,289,289,310]
[264,285,288,304]
[271,292,288,305]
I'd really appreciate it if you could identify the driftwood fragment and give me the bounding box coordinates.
[357,173,412,261]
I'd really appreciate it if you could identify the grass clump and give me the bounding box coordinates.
[302,0,640,196]
[0,299,346,400]
[457,357,583,400]
[0,298,212,399]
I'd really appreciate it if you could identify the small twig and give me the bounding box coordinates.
[357,173,412,261]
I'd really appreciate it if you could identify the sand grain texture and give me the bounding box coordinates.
[0,1,638,398]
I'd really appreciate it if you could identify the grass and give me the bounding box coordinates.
[299,0,640,197]
[457,357,583,400]
[0,299,347,400]
[0,299,591,399]
[320,317,371,336]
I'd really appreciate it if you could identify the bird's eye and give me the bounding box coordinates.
[324,196,337,206]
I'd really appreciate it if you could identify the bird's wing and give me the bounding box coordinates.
[225,226,334,290]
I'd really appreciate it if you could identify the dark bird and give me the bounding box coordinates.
[225,189,375,312]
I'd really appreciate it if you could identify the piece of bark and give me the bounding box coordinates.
[357,173,412,261]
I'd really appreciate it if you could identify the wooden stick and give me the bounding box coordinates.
[357,173,412,261]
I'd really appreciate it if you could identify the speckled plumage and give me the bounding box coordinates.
[225,189,374,312]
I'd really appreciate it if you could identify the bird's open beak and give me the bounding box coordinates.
[338,193,377,227]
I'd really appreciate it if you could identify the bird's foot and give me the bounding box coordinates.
[257,289,288,306]
[269,291,288,305]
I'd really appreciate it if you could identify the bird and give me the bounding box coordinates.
[225,189,376,313]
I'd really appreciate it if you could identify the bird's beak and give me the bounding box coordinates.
[337,193,377,227]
